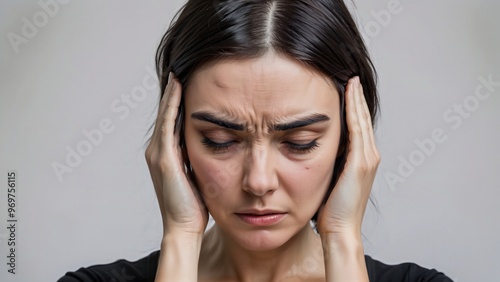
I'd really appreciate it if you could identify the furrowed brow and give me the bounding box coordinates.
[191,112,245,131]
[271,114,330,131]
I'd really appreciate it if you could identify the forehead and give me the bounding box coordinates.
[185,53,339,119]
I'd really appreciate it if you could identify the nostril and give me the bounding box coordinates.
[241,144,278,196]
[242,167,277,197]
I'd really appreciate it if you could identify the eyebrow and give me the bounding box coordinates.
[191,112,245,131]
[271,114,330,131]
[191,112,330,131]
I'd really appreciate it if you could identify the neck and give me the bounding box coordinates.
[199,223,325,281]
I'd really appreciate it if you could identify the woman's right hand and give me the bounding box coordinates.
[145,73,208,237]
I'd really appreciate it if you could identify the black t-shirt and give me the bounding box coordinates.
[58,250,453,281]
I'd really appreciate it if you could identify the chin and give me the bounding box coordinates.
[216,219,309,252]
[233,229,294,251]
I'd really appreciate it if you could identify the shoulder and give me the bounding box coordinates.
[58,251,453,282]
[57,250,160,282]
[364,255,453,282]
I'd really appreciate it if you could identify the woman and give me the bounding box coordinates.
[59,0,453,281]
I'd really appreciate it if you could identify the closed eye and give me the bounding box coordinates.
[201,137,236,153]
[283,140,319,154]
[201,138,320,154]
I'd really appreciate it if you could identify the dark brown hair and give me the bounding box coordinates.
[154,0,378,222]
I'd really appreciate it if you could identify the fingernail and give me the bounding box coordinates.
[168,72,173,84]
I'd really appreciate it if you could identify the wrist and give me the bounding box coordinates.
[320,232,368,282]
[319,229,362,246]
[155,232,203,282]
[163,229,204,244]
[321,232,363,253]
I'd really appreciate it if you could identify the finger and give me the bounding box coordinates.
[152,72,175,138]
[355,78,379,162]
[164,75,182,147]
[352,77,373,159]
[345,77,364,164]
[147,73,175,214]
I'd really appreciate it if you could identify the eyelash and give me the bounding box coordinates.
[201,138,319,154]
[283,140,319,154]
[201,138,235,153]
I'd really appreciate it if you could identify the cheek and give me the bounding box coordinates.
[186,146,242,203]
[184,126,244,209]
[277,150,337,216]
[281,162,333,204]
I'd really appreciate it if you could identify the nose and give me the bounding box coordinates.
[242,145,278,197]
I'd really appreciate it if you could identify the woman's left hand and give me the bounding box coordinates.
[316,76,380,238]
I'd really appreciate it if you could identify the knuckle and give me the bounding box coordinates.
[354,160,368,174]
[372,149,381,162]
[145,147,166,169]
[145,153,152,164]
[350,125,362,135]
[361,122,370,132]
[367,156,380,171]
[159,121,169,134]
[359,163,369,174]
[145,148,154,162]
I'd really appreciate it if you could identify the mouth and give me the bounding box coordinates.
[235,210,287,226]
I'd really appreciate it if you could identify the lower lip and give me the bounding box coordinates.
[236,213,287,226]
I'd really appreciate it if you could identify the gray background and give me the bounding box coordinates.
[1,0,499,281]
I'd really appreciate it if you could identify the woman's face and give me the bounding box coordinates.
[184,52,341,251]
